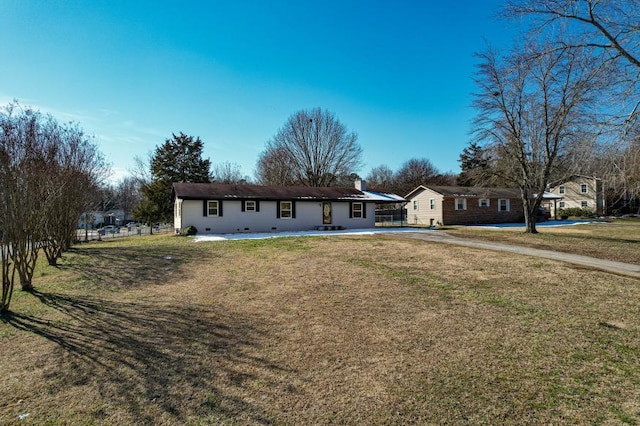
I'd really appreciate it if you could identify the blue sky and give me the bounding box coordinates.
[0,0,515,183]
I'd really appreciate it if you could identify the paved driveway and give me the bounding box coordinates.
[390,230,640,279]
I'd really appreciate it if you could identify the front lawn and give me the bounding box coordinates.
[443,218,640,264]
[1,234,638,424]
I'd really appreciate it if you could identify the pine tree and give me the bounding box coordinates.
[137,133,211,224]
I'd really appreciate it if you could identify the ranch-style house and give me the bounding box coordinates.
[172,180,404,234]
[405,185,525,226]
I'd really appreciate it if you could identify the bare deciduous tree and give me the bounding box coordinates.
[503,1,640,215]
[212,161,247,184]
[365,165,395,192]
[42,123,107,265]
[393,158,441,197]
[472,42,606,232]
[0,102,107,311]
[254,146,297,186]
[260,108,362,187]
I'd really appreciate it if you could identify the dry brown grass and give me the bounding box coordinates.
[444,218,640,264]
[0,234,639,424]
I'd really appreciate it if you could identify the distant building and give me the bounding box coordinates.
[78,210,125,229]
[548,176,605,215]
[405,185,524,226]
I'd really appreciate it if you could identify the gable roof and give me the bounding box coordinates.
[173,182,405,202]
[549,174,601,188]
[406,185,521,200]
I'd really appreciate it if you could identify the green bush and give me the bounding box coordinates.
[182,225,198,236]
[558,207,595,218]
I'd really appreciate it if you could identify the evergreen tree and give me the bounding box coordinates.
[136,133,211,223]
[457,142,490,186]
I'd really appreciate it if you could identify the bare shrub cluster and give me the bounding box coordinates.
[0,102,107,312]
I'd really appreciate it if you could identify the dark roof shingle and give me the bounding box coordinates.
[173,182,367,201]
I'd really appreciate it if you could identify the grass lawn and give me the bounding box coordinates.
[0,232,639,424]
[443,218,640,265]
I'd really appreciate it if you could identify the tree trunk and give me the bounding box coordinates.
[522,195,539,234]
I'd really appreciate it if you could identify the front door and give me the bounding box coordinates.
[322,202,332,224]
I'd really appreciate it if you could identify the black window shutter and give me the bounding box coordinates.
[256,201,260,212]
[203,200,208,217]
[218,200,223,217]
[349,202,353,218]
[241,200,245,212]
[276,201,281,218]
[292,201,296,219]
[362,202,367,218]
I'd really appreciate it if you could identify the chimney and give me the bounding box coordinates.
[355,179,366,191]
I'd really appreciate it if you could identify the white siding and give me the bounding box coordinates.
[175,199,376,234]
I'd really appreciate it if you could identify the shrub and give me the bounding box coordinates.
[182,225,198,236]
[558,207,595,218]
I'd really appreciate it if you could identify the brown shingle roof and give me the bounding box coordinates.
[173,182,367,201]
[416,185,521,199]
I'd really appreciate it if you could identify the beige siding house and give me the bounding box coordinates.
[548,176,605,215]
[173,181,404,234]
[405,185,524,226]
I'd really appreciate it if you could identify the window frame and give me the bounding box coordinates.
[352,202,364,219]
[580,183,589,194]
[429,198,436,210]
[498,199,510,212]
[279,201,293,219]
[413,200,419,210]
[454,198,467,211]
[581,201,588,208]
[559,185,565,194]
[245,200,256,212]
[478,198,490,208]
[207,200,219,217]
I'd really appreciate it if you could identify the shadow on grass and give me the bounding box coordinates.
[60,242,210,290]
[2,291,291,423]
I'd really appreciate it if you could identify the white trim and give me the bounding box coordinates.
[498,199,510,212]
[478,198,490,207]
[207,200,219,216]
[279,201,292,219]
[352,202,364,218]
[454,198,467,211]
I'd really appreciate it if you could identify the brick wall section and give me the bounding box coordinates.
[441,197,525,225]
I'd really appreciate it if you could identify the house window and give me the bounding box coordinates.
[245,200,256,211]
[207,200,219,216]
[280,201,292,218]
[479,198,490,207]
[413,200,419,210]
[454,198,467,211]
[559,201,565,208]
[498,199,510,212]
[352,202,364,218]
[581,183,588,194]
[581,201,588,208]
[559,186,565,194]
[429,199,436,210]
